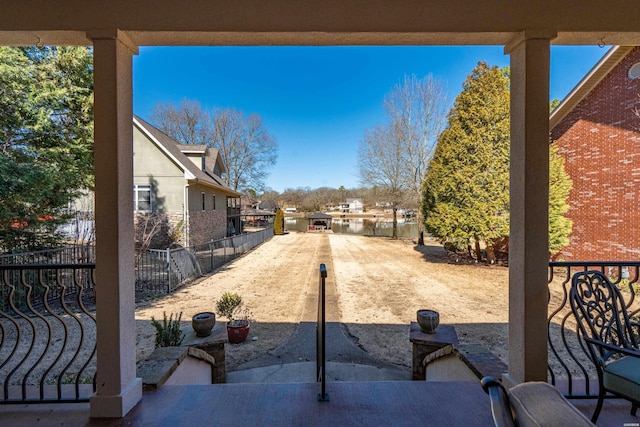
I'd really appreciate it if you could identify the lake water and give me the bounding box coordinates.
[284,217,419,238]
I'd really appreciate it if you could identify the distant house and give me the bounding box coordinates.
[241,207,276,227]
[550,46,640,261]
[133,116,242,247]
[257,200,278,212]
[341,198,364,214]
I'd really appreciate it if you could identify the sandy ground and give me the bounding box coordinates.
[135,232,511,371]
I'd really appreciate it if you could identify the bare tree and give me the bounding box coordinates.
[358,124,406,238]
[134,213,164,268]
[359,74,448,242]
[151,99,208,145]
[151,100,277,192]
[258,188,281,210]
[210,108,277,192]
[384,75,448,244]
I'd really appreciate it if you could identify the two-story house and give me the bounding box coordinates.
[133,116,242,247]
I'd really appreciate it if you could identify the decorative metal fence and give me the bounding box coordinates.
[135,227,274,295]
[5,234,626,404]
[0,263,96,403]
[0,245,95,267]
[0,227,274,404]
[547,261,640,398]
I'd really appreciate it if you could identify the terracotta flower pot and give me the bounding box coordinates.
[192,312,216,337]
[417,309,439,334]
[226,319,250,344]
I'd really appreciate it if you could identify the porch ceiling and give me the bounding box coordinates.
[1,1,640,47]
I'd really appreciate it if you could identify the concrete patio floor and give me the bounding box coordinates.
[2,379,639,427]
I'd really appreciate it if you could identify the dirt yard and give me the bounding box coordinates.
[135,232,510,371]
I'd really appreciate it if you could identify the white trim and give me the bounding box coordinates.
[550,46,631,129]
[133,184,152,212]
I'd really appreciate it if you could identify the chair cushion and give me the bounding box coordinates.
[604,356,640,402]
[507,382,594,427]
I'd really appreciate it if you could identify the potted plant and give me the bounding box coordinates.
[215,292,253,344]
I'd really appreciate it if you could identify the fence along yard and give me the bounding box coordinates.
[0,227,273,404]
[136,227,274,294]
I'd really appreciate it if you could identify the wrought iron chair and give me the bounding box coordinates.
[570,270,640,422]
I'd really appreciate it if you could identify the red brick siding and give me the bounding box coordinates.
[551,47,640,261]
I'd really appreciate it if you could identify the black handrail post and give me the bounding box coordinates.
[316,263,329,401]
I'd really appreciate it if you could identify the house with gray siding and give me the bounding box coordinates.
[133,116,242,247]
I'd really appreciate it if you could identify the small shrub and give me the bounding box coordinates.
[151,311,185,348]
[216,292,244,321]
[168,219,184,245]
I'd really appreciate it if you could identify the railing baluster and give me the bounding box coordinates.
[0,263,95,404]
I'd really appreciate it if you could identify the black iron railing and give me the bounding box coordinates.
[0,264,96,403]
[547,261,640,398]
[316,263,329,401]
[0,245,95,267]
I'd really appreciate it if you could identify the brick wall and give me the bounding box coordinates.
[188,210,227,247]
[552,47,640,261]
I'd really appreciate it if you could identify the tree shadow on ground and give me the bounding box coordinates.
[413,241,468,265]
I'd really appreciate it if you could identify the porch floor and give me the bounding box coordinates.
[1,381,638,426]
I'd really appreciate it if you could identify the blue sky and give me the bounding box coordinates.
[133,45,608,192]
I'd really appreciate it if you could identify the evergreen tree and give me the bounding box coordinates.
[548,143,573,256]
[0,46,93,252]
[422,62,573,260]
[422,62,510,261]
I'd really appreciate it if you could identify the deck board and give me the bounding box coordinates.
[112,381,493,426]
[3,380,637,426]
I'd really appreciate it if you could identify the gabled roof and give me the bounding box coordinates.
[307,212,333,219]
[242,208,276,217]
[133,115,240,197]
[550,46,635,130]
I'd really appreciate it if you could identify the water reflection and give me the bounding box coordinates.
[284,217,418,238]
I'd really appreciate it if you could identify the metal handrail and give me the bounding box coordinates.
[316,263,329,401]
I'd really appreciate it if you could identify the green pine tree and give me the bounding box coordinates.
[548,144,573,256]
[422,62,510,261]
[422,62,573,260]
[0,46,94,253]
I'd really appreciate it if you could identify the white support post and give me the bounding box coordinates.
[88,29,142,418]
[504,30,555,385]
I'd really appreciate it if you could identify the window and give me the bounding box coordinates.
[212,194,216,211]
[134,185,152,212]
[202,192,206,211]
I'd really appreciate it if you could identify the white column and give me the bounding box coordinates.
[504,30,555,384]
[88,29,142,418]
